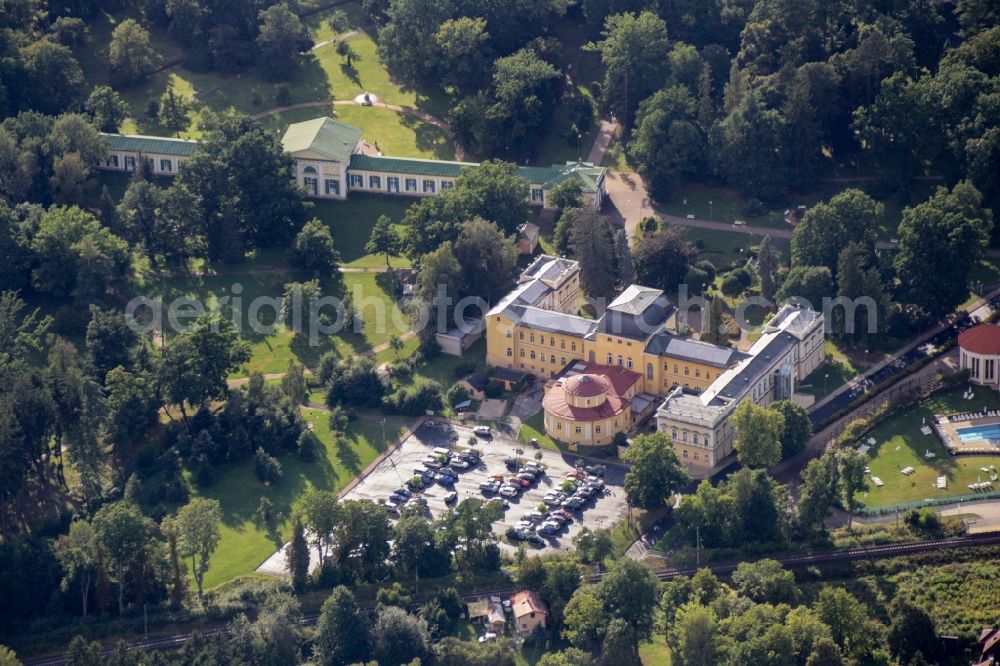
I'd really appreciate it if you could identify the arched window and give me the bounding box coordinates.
[617,355,623,366]
[682,430,689,442]
[693,433,699,445]
[303,165,317,174]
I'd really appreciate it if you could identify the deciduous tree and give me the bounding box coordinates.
[621,432,689,509]
[732,401,784,468]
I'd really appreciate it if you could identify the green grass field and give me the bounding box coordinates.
[682,226,767,270]
[798,341,861,401]
[76,2,449,141]
[309,193,414,268]
[858,385,1000,508]
[135,267,410,376]
[183,410,410,589]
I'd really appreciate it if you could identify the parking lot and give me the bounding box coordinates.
[341,420,630,554]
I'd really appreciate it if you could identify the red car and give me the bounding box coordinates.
[566,470,587,481]
[552,508,573,522]
[510,477,531,488]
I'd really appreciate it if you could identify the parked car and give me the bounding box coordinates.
[536,523,559,536]
[516,471,537,483]
[449,457,470,470]
[510,477,531,489]
[435,472,456,485]
[383,500,400,513]
[411,497,428,507]
[567,470,587,481]
[543,492,566,506]
[389,493,409,504]
[526,533,546,547]
[504,457,519,470]
[584,464,606,477]
[473,425,491,437]
[413,467,432,479]
[423,457,443,469]
[523,510,546,523]
[575,486,595,499]
[478,632,497,643]
[552,508,573,522]
[562,497,585,511]
[393,488,412,498]
[444,491,458,504]
[499,484,520,498]
[479,480,500,494]
[586,476,605,488]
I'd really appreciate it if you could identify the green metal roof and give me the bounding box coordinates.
[281,117,363,163]
[349,156,606,192]
[349,154,476,177]
[102,133,198,157]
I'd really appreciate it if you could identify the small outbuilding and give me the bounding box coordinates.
[510,590,548,635]
[460,372,490,400]
[517,222,540,255]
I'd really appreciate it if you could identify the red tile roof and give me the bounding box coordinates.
[542,362,639,420]
[564,374,609,398]
[511,590,548,618]
[959,324,1000,355]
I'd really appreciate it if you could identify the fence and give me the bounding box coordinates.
[819,372,944,452]
[859,488,1000,516]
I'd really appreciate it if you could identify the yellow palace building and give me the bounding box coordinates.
[486,255,825,467]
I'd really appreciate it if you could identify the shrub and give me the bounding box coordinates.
[446,383,471,407]
[743,197,767,217]
[254,447,283,484]
[386,381,444,416]
[297,430,320,462]
[721,273,743,297]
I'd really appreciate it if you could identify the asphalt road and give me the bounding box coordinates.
[808,292,1000,426]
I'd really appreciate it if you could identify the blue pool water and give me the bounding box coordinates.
[956,424,1000,443]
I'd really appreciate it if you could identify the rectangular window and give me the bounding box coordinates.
[108,155,119,168]
[441,180,454,190]
[531,188,544,202]
[369,175,381,189]
[596,425,601,433]
[349,174,363,188]
[405,178,418,192]
[506,348,512,356]
[423,179,436,193]
[519,332,524,340]
[124,156,136,171]
[160,159,172,172]
[303,177,318,195]
[325,179,340,196]
[387,176,400,192]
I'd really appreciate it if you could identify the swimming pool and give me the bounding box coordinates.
[956,423,1000,443]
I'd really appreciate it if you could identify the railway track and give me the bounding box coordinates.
[22,535,1000,666]
[583,532,1000,584]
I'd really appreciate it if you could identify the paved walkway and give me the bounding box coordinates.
[586,120,618,165]
[250,99,465,161]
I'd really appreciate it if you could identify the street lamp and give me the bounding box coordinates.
[709,200,713,221]
[824,373,829,396]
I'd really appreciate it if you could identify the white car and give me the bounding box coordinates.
[473,425,491,437]
[499,484,520,498]
[478,632,497,643]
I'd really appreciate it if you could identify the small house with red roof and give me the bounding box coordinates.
[510,590,549,635]
[542,361,641,447]
[958,324,1000,388]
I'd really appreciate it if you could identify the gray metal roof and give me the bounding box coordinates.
[514,306,595,337]
[645,332,748,368]
[521,255,578,284]
[607,284,665,314]
[711,332,798,402]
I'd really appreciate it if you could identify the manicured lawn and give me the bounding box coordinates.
[257,104,455,160]
[310,193,414,268]
[858,385,1000,509]
[135,268,410,375]
[184,410,410,589]
[401,340,486,388]
[75,2,448,138]
[518,412,559,452]
[657,181,795,230]
[798,341,861,401]
[681,226,767,270]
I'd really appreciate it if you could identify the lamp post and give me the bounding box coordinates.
[824,373,829,396]
[709,200,713,221]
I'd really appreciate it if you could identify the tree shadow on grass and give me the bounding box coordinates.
[341,60,361,87]
[398,112,456,160]
[336,435,363,474]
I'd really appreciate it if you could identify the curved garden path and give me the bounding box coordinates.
[250,99,466,161]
